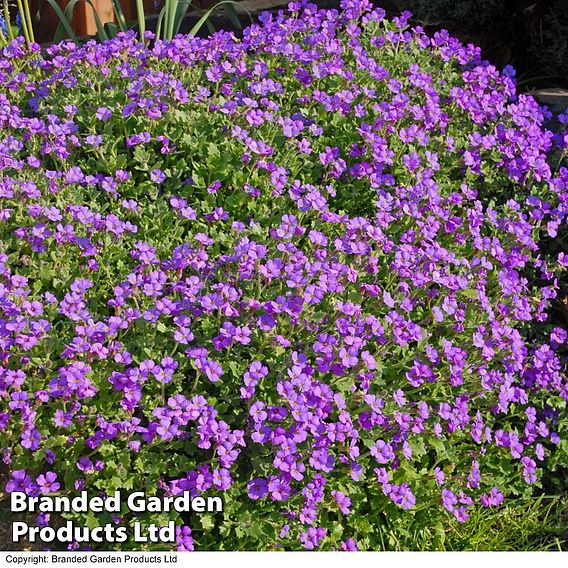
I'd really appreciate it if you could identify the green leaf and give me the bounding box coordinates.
[188,1,244,37]
[85,514,100,530]
[200,515,214,531]
[156,321,168,333]
[52,0,109,42]
[458,288,478,299]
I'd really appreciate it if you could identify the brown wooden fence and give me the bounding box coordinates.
[33,0,229,42]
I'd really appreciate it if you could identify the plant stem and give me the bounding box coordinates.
[14,0,30,44]
[166,0,177,40]
[23,0,34,43]
[135,0,145,42]
[3,0,14,41]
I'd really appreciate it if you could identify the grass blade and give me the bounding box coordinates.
[172,0,191,37]
[110,0,127,32]
[2,0,15,42]
[187,0,243,37]
[15,0,31,43]
[52,0,112,43]
[223,2,242,30]
[135,0,145,40]
[44,0,80,43]
[155,5,167,39]
[165,0,179,40]
[103,20,119,38]
[22,0,35,42]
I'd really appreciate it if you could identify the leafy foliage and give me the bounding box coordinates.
[0,0,567,552]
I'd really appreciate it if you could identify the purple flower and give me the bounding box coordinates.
[340,538,359,551]
[370,440,395,464]
[207,180,222,194]
[176,525,194,551]
[6,470,34,494]
[247,478,268,500]
[37,513,50,527]
[331,490,351,514]
[0,2,566,552]
[76,457,95,473]
[36,472,60,494]
[480,487,505,507]
[95,107,112,121]
[150,169,166,184]
[300,527,327,550]
[441,489,458,513]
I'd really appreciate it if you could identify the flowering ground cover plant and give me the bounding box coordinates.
[0,0,567,551]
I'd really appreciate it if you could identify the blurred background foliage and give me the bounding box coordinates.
[1,0,567,89]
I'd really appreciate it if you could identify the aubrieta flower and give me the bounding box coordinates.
[36,471,60,494]
[300,527,327,550]
[95,107,112,121]
[247,478,269,500]
[150,169,166,184]
[0,0,566,552]
[341,537,359,551]
[175,525,194,551]
[6,470,35,494]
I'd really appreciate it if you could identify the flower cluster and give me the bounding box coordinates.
[0,0,567,551]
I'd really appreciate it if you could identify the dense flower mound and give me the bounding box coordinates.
[0,0,567,551]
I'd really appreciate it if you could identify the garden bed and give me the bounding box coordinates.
[0,0,567,552]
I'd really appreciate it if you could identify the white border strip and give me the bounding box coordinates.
[0,551,564,568]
